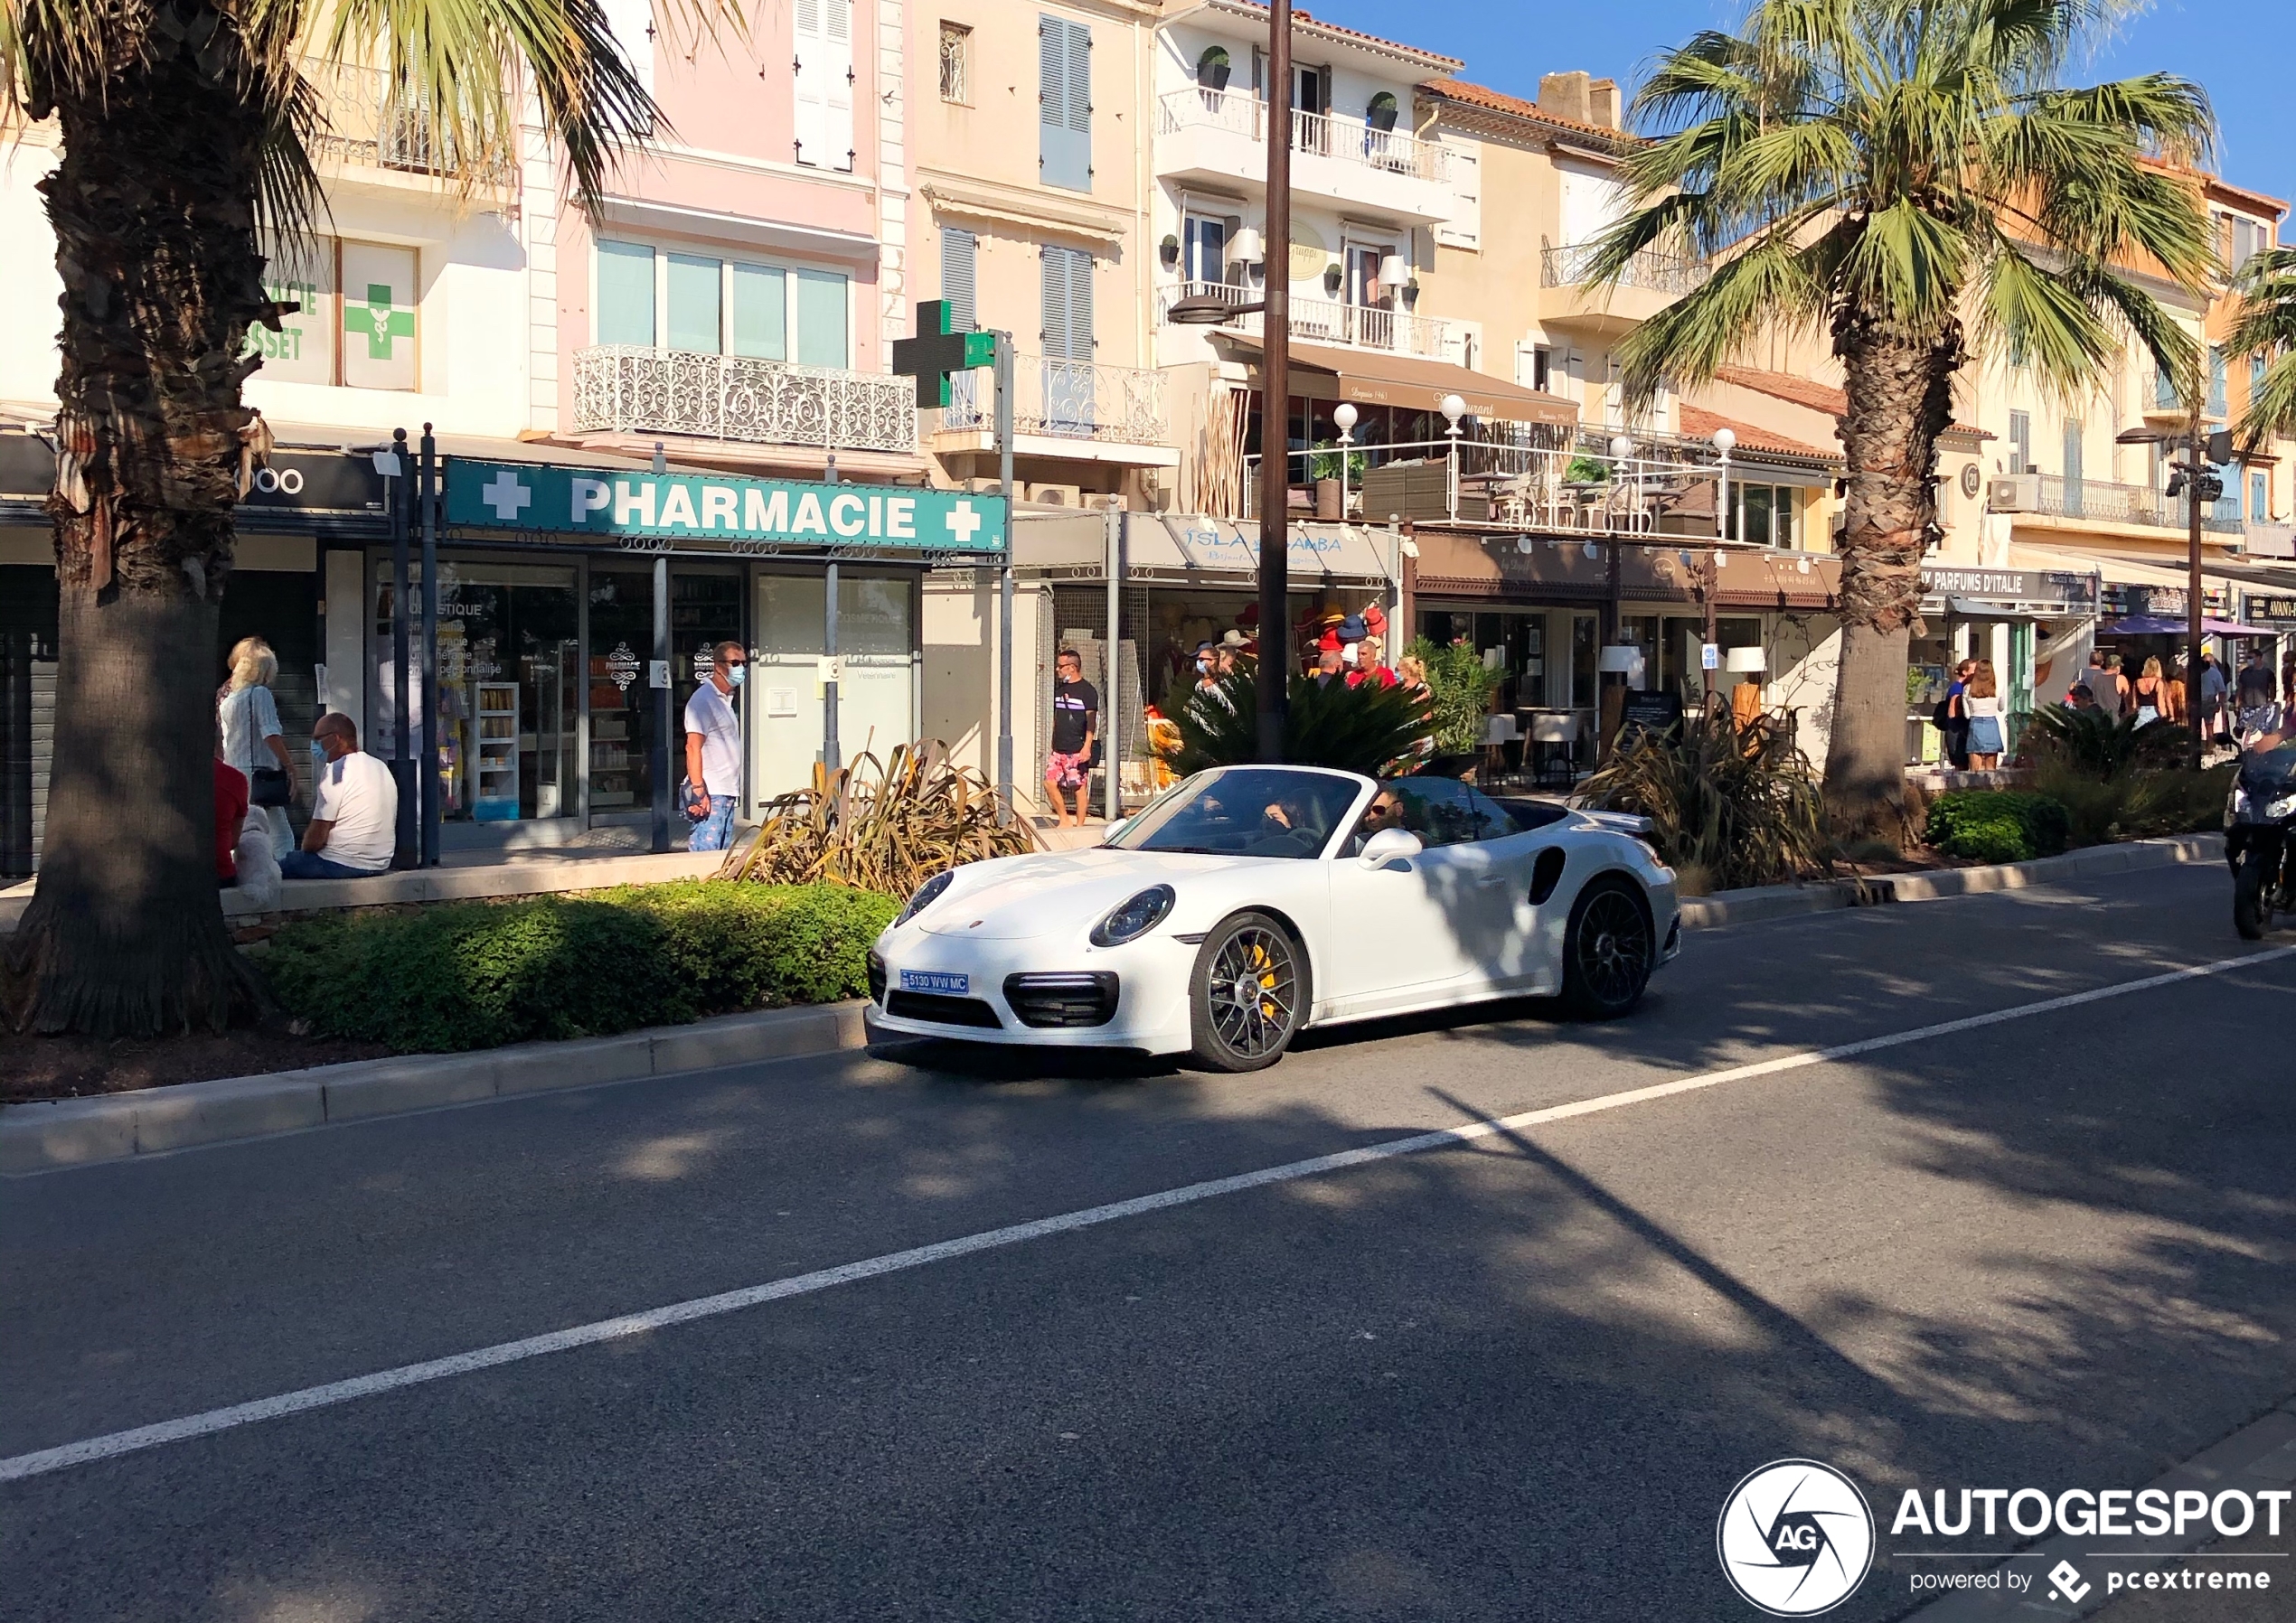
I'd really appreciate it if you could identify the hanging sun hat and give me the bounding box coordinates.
[1337,614,1369,643]
[1219,628,1248,649]
[1363,603,1388,635]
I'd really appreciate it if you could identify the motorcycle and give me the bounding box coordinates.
[2225,740,2296,939]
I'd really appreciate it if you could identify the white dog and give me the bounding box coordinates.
[233,807,283,909]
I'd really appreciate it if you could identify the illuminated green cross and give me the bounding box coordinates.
[343,283,415,360]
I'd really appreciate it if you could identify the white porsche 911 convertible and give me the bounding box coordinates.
[865,765,1680,1072]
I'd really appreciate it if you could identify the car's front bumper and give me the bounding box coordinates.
[865,929,1198,1053]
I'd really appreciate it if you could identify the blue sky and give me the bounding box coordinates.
[1309,0,2296,235]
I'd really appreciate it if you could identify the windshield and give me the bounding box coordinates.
[1106,767,1364,860]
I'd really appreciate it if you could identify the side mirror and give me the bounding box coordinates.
[1359,827,1424,868]
[1101,817,1130,843]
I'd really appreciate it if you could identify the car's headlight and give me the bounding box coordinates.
[895,870,955,927]
[1090,885,1175,947]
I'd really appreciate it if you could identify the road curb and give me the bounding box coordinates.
[0,1001,869,1176]
[0,833,2231,1174]
[1679,832,2225,928]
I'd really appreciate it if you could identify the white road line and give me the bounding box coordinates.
[6,946,2291,1486]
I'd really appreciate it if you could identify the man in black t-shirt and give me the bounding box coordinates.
[1045,647,1099,828]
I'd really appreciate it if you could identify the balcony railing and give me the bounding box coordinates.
[1160,280,1450,359]
[2031,473,2244,534]
[1540,241,1710,294]
[941,356,1168,446]
[305,61,516,185]
[572,346,917,455]
[1245,429,1763,534]
[1156,89,1452,183]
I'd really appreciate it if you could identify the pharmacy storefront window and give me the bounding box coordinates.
[374,560,579,823]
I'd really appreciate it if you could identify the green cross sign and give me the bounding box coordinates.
[343,283,414,360]
[890,299,997,408]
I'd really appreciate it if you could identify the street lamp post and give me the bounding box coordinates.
[2119,415,2223,774]
[1254,0,1296,758]
[1333,400,1358,521]
[1441,394,1466,521]
[1163,0,1293,755]
[1708,427,1736,708]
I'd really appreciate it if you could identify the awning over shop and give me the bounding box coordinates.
[1226,337,1579,428]
[1408,530,1840,609]
[1010,511,1395,586]
[2106,615,2272,637]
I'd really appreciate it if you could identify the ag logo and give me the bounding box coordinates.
[1717,1459,1876,1616]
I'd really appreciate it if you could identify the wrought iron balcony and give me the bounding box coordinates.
[2031,473,2244,534]
[1540,241,1709,294]
[941,356,1168,447]
[571,346,917,455]
[305,60,516,185]
[1159,281,1450,359]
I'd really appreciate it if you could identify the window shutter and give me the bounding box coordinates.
[1039,16,1091,192]
[602,0,654,94]
[1435,143,1480,250]
[1040,245,1093,361]
[795,0,824,164]
[941,228,977,332]
[823,0,855,172]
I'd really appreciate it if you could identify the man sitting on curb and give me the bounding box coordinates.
[281,712,397,880]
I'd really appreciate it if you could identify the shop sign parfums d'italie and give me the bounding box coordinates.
[442,460,1008,558]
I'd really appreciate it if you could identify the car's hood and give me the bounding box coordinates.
[917,847,1261,940]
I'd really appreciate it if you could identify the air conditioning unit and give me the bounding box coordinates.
[1988,474,2040,512]
[963,475,1002,494]
[1027,482,1083,507]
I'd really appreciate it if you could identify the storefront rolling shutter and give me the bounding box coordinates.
[1038,15,1091,192]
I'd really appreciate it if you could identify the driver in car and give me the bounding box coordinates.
[1343,785,1406,857]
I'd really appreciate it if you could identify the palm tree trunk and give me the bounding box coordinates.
[3,1,276,1036]
[1822,314,1960,838]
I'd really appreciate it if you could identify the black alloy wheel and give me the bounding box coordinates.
[1188,911,1309,1072]
[1561,877,1654,1020]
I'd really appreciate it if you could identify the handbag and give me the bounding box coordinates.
[249,765,292,808]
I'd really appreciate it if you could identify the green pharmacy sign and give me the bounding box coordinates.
[444,461,1008,558]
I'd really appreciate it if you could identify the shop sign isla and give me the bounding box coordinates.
[444,460,1008,558]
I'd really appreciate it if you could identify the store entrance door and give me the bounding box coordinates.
[753,571,917,804]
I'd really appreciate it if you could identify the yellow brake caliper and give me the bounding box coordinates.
[1252,942,1276,1019]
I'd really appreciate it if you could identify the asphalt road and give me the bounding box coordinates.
[5,862,2296,1621]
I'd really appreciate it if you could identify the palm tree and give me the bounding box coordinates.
[0,0,673,1035]
[2228,246,2296,450]
[1586,0,2216,835]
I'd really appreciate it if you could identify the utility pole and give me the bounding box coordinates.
[418,425,441,866]
[1256,0,1294,762]
[389,427,413,867]
[2185,409,2207,774]
[995,333,1016,821]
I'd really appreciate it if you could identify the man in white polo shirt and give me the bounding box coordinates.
[281,713,398,878]
[682,640,745,851]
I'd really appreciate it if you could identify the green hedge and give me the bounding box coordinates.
[1924,790,2072,865]
[265,881,897,1054]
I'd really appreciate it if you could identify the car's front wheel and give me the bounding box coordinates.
[1188,911,1309,1073]
[1561,877,1654,1020]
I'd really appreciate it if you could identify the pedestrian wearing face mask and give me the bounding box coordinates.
[682,640,746,852]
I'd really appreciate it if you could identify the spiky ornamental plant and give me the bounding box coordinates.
[0,0,689,1035]
[1583,0,2216,837]
[1162,664,1433,780]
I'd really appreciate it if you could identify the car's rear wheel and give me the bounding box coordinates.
[1561,877,1653,1020]
[1188,911,1309,1073]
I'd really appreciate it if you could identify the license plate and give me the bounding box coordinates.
[899,969,969,995]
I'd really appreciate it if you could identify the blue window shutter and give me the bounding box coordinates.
[941,228,977,331]
[1040,245,1093,361]
[1039,16,1090,192]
